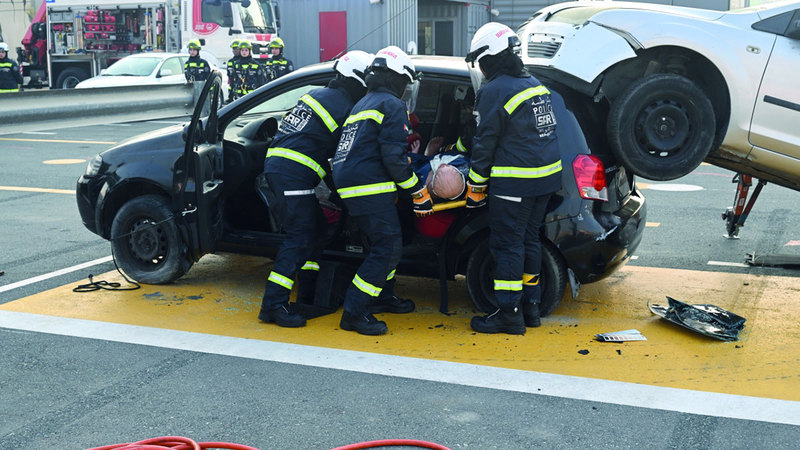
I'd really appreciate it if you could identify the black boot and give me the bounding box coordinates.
[368,295,415,314]
[340,311,388,335]
[258,304,307,328]
[523,302,541,328]
[470,306,526,335]
[294,270,318,305]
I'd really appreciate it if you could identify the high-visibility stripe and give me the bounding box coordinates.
[0,88,19,93]
[344,110,384,125]
[491,160,562,179]
[494,279,523,291]
[268,271,294,290]
[523,273,540,286]
[353,274,381,297]
[397,173,419,190]
[284,189,315,196]
[456,137,467,153]
[301,261,320,271]
[504,85,551,114]
[300,94,338,132]
[337,181,396,199]
[386,270,396,280]
[0,63,13,67]
[187,62,205,67]
[266,147,327,179]
[468,169,489,184]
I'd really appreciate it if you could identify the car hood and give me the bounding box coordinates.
[76,76,184,89]
[104,124,185,158]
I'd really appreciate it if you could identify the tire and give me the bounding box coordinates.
[465,240,567,317]
[110,195,193,284]
[607,73,715,181]
[55,67,89,89]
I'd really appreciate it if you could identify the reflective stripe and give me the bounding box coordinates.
[491,160,562,179]
[187,62,205,67]
[344,110,384,125]
[268,271,294,290]
[353,274,381,297]
[456,137,467,153]
[494,279,523,291]
[0,63,12,67]
[523,273,540,286]
[301,261,320,271]
[386,269,396,280]
[300,94,338,133]
[494,195,522,203]
[337,181,396,199]
[468,168,489,184]
[504,85,551,115]
[284,189,315,196]
[0,88,19,93]
[266,147,327,179]
[397,173,419,190]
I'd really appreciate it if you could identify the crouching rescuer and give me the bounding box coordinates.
[332,46,433,336]
[257,50,374,327]
[464,23,562,335]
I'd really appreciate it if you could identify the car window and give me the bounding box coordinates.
[159,57,184,77]
[105,56,161,76]
[545,6,616,25]
[245,85,320,114]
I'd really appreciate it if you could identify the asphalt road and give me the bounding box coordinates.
[1,120,799,449]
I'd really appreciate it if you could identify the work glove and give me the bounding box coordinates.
[411,186,434,217]
[465,182,487,208]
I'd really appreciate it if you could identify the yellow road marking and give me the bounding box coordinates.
[0,186,74,195]
[43,159,88,165]
[2,254,798,402]
[646,222,660,227]
[0,137,115,145]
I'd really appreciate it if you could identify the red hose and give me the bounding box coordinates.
[86,435,258,450]
[330,439,451,450]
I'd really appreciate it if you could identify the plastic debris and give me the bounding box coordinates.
[595,329,647,342]
[649,296,746,341]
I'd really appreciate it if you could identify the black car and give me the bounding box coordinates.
[76,56,646,316]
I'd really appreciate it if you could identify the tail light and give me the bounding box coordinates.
[572,154,608,202]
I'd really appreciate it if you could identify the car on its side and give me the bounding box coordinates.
[519,1,800,189]
[75,56,646,316]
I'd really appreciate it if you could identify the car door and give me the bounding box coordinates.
[177,72,224,258]
[749,8,800,160]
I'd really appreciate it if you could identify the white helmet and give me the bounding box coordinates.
[465,22,520,65]
[371,45,417,83]
[0,43,9,52]
[334,50,373,87]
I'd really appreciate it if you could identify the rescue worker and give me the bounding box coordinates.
[265,37,294,81]
[234,40,267,97]
[226,39,242,102]
[184,39,210,83]
[332,46,434,335]
[0,42,23,93]
[464,23,562,334]
[257,50,374,328]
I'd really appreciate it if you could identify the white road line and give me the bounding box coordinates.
[0,256,113,294]
[707,261,750,268]
[21,131,57,135]
[1,310,797,426]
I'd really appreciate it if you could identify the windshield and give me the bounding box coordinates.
[239,0,275,33]
[105,57,161,76]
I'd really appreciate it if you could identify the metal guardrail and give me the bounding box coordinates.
[0,84,196,135]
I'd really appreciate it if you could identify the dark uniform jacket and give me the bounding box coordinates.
[332,87,423,215]
[184,55,210,82]
[264,80,359,188]
[234,56,266,95]
[226,55,241,97]
[469,73,562,197]
[266,55,293,80]
[0,56,23,91]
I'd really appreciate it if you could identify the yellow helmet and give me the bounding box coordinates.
[238,40,253,50]
[187,39,202,50]
[269,37,285,49]
[230,39,241,49]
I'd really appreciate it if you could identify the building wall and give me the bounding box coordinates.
[418,0,490,56]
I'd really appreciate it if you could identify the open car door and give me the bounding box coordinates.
[176,72,225,260]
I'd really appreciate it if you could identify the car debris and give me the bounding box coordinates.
[746,252,800,269]
[595,329,646,342]
[649,296,746,341]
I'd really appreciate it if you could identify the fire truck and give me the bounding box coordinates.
[19,0,279,89]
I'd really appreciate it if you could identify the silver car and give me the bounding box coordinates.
[519,0,800,189]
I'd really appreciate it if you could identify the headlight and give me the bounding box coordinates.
[84,155,103,177]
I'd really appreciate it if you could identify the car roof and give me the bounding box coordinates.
[122,52,186,60]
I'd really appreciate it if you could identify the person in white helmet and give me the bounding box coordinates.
[0,42,23,93]
[464,22,563,334]
[332,46,434,335]
[256,50,374,328]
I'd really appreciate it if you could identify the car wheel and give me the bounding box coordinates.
[607,73,715,181]
[55,67,89,89]
[110,195,193,284]
[465,240,567,317]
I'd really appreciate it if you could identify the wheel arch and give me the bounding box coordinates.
[98,180,172,239]
[600,46,730,151]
